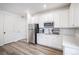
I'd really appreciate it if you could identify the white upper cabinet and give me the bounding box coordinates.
[69,4,74,27]
[53,13,60,27]
[54,8,69,28]
[32,8,69,28]
[32,13,54,24]
[59,9,69,28]
[69,3,79,27]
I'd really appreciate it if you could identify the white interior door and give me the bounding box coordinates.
[4,12,26,44]
[4,13,15,44]
[0,11,4,46]
[0,11,26,45]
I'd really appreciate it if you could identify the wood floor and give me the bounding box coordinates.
[0,39,63,55]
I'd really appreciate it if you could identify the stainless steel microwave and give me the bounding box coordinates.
[44,22,54,28]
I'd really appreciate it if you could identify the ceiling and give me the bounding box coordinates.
[0,3,70,16]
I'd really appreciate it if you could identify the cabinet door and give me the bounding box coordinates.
[72,4,79,27]
[69,4,75,27]
[60,9,69,28]
[69,3,79,27]
[0,11,4,46]
[4,12,26,44]
[54,13,60,27]
[54,9,69,28]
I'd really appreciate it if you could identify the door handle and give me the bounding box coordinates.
[4,32,6,34]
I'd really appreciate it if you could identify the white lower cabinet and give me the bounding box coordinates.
[32,7,69,28]
[64,46,79,55]
[37,34,63,50]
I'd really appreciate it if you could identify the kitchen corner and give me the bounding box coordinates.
[62,28,79,55]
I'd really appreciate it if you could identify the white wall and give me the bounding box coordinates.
[0,10,26,46]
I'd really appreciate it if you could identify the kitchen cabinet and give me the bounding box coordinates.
[37,33,63,50]
[32,8,69,28]
[39,8,69,28]
[54,8,69,28]
[69,3,79,27]
[64,46,79,55]
[32,13,54,25]
[53,13,60,28]
[69,4,75,27]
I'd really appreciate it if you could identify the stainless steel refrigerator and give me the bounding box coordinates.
[28,24,39,44]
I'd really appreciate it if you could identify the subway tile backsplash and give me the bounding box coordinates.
[60,28,75,36]
[75,28,79,38]
[59,28,79,40]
